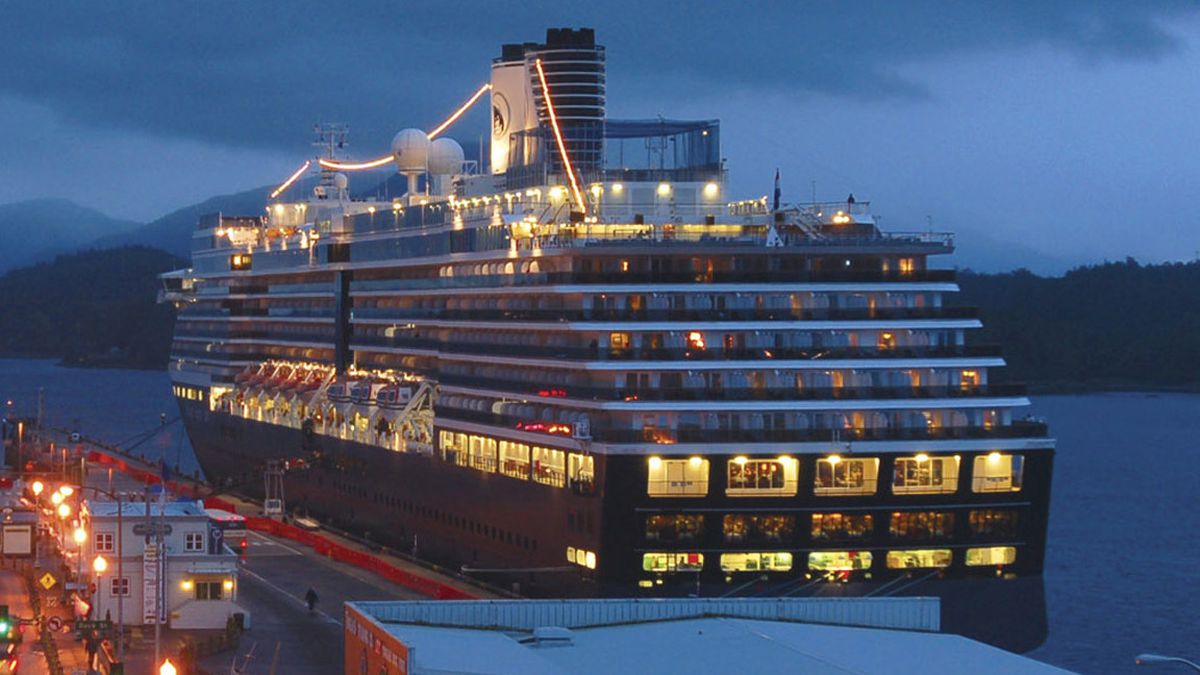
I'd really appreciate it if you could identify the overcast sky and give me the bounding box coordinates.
[2,1,1198,271]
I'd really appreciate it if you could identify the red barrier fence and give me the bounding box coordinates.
[84,450,476,600]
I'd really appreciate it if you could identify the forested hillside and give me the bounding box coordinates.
[0,247,183,368]
[956,259,1200,390]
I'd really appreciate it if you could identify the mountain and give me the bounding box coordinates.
[0,198,141,272]
[944,225,1077,276]
[93,185,275,258]
[0,246,184,368]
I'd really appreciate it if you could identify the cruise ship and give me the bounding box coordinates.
[162,28,1054,651]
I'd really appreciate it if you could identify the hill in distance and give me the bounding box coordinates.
[0,198,141,272]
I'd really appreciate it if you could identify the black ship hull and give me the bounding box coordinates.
[180,398,1048,652]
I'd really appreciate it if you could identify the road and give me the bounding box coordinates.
[0,571,48,675]
[200,530,427,674]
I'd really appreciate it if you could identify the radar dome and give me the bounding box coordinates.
[391,128,431,173]
[428,138,465,175]
[332,173,349,190]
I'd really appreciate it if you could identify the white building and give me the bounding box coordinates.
[83,500,247,630]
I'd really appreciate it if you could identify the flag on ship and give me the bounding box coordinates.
[773,169,781,211]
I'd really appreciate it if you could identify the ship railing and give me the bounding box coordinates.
[349,306,978,323]
[349,338,1004,362]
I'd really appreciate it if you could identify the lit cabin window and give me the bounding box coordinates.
[720,552,793,573]
[972,453,1024,493]
[230,253,251,271]
[468,435,497,473]
[968,510,1021,538]
[499,440,531,480]
[877,331,896,350]
[898,258,915,275]
[645,514,704,543]
[892,455,960,495]
[532,446,566,487]
[726,456,798,496]
[811,513,873,542]
[642,552,703,573]
[647,457,709,497]
[439,431,469,467]
[568,453,595,491]
[889,512,955,541]
[609,332,632,356]
[723,514,795,544]
[886,549,953,569]
[814,456,879,496]
[807,551,872,572]
[960,369,980,390]
[966,546,1017,566]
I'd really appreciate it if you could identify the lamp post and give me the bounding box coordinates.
[1137,654,1200,672]
[92,555,107,625]
[73,527,86,584]
[78,486,126,665]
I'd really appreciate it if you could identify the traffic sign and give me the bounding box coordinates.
[132,523,173,537]
[74,619,112,631]
[38,572,56,590]
[45,616,62,632]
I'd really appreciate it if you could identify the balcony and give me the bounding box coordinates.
[350,306,977,323]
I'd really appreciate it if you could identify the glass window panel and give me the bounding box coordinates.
[968,510,1021,538]
[645,514,704,543]
[814,457,879,495]
[723,514,796,544]
[889,512,956,541]
[886,549,953,569]
[533,446,566,487]
[642,552,704,573]
[500,441,531,480]
[647,457,709,496]
[807,551,873,571]
[726,457,799,496]
[966,546,1017,566]
[972,454,1024,493]
[720,552,793,572]
[892,456,959,494]
[811,513,874,542]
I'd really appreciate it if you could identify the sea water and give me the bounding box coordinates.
[1,358,1196,672]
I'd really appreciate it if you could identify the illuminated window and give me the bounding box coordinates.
[645,514,704,543]
[898,258,915,274]
[892,455,959,494]
[724,514,796,544]
[720,552,793,573]
[726,457,798,496]
[439,430,469,467]
[686,331,706,351]
[960,370,980,390]
[807,551,872,571]
[609,332,632,356]
[532,446,566,487]
[968,510,1021,538]
[811,513,874,542]
[972,453,1024,493]
[230,253,251,271]
[468,435,497,473]
[569,453,595,490]
[877,332,896,350]
[499,440,531,480]
[889,512,955,541]
[886,549,953,569]
[814,456,879,495]
[966,546,1017,566]
[647,457,709,497]
[643,552,703,573]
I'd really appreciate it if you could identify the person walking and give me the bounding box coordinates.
[305,587,319,614]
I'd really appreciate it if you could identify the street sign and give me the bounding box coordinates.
[74,619,112,631]
[132,523,173,537]
[45,616,62,632]
[64,582,87,591]
[38,572,56,590]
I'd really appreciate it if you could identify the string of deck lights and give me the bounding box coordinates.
[269,83,493,197]
[534,58,586,214]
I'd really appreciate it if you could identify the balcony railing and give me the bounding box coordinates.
[350,306,977,323]
[351,337,1002,362]
[434,407,1050,444]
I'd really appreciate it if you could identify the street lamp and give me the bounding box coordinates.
[31,481,44,497]
[92,555,107,574]
[159,657,177,675]
[57,503,70,519]
[59,486,74,497]
[72,527,86,545]
[1137,654,1200,672]
[51,491,63,506]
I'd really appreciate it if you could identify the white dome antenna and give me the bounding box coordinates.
[391,128,431,197]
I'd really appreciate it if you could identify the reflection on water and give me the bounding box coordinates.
[1,360,1196,672]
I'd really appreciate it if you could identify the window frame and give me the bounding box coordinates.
[892,455,960,495]
[971,453,1025,493]
[642,551,704,573]
[647,457,710,497]
[886,548,953,569]
[95,532,114,553]
[813,457,879,496]
[184,532,206,552]
[109,577,130,597]
[811,513,875,542]
[726,457,798,496]
[719,552,794,573]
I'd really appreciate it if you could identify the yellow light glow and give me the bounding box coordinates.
[585,551,596,570]
[160,658,178,675]
[223,579,234,592]
[915,453,929,463]
[318,156,393,171]
[57,503,71,518]
[827,454,842,465]
[181,579,194,591]
[269,160,311,199]
[612,183,624,194]
[92,555,108,574]
[689,456,703,468]
[51,492,63,505]
[73,528,86,545]
[549,186,565,200]
[31,481,43,496]
[59,486,74,497]
[590,184,603,198]
[428,83,493,139]
[648,456,662,470]
[733,456,748,466]
[704,182,719,198]
[535,58,586,214]
[367,206,376,215]
[777,455,793,465]
[987,451,1002,465]
[657,182,671,196]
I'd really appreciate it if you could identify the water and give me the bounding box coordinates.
[0,359,1195,672]
[0,358,198,475]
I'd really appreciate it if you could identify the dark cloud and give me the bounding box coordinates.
[1,1,1194,154]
